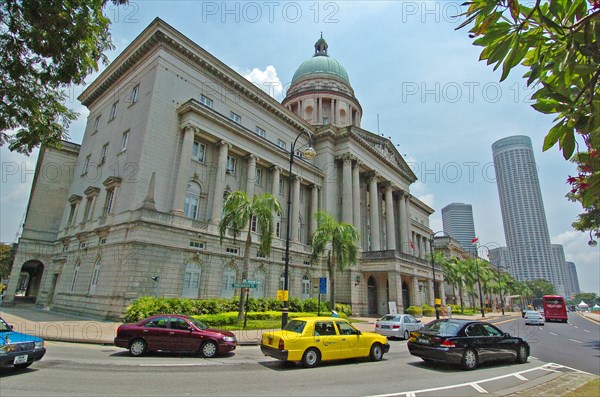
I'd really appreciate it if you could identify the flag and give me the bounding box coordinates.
[471,237,479,243]
[410,241,415,251]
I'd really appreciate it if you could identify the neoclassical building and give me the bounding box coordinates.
[6,19,443,319]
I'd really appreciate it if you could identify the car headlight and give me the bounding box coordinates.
[35,341,44,350]
[223,336,236,342]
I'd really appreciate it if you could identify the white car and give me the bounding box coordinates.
[375,314,424,340]
[524,310,544,326]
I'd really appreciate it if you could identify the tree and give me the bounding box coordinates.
[441,255,462,305]
[218,191,281,321]
[1,0,128,153]
[0,243,15,280]
[458,0,600,236]
[525,278,557,298]
[574,292,599,306]
[310,211,359,310]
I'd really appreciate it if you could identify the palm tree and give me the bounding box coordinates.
[440,254,460,305]
[450,257,467,313]
[219,191,282,321]
[310,210,359,310]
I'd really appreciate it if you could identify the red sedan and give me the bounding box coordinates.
[114,314,237,358]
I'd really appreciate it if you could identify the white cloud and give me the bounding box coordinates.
[242,65,283,99]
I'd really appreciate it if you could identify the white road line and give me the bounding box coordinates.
[569,338,583,344]
[515,374,528,381]
[470,383,488,393]
[584,330,590,333]
[574,326,579,329]
[549,332,557,336]
[406,393,416,397]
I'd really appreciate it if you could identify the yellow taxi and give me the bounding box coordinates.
[260,317,390,368]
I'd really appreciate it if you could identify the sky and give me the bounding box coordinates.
[1,1,598,294]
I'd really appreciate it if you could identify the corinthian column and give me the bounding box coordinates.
[352,161,361,241]
[369,173,380,251]
[310,184,319,238]
[171,126,196,215]
[246,154,257,200]
[385,185,396,251]
[271,166,281,236]
[398,191,408,253]
[342,156,353,225]
[211,140,230,223]
[291,176,301,242]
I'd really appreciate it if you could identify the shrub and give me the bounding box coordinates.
[422,304,436,317]
[406,306,422,317]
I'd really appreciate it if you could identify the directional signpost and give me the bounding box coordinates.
[232,280,261,328]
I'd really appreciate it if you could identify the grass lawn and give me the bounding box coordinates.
[219,315,360,331]
[564,378,600,397]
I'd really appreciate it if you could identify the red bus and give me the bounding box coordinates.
[542,295,568,323]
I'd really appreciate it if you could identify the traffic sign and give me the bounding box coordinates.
[233,282,258,288]
[319,277,327,294]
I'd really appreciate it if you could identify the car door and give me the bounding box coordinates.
[483,323,517,360]
[142,317,172,351]
[335,321,365,359]
[313,321,342,360]
[464,323,493,363]
[169,317,198,352]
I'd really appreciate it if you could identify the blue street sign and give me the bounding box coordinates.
[319,277,327,294]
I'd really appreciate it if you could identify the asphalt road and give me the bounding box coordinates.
[2,315,597,397]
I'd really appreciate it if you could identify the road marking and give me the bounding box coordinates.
[573,326,579,329]
[584,330,590,333]
[549,332,557,336]
[470,383,488,393]
[365,364,569,397]
[568,339,583,344]
[514,374,528,381]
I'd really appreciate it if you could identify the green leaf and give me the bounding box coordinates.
[559,128,576,159]
[543,122,567,151]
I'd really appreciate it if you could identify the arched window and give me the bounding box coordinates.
[184,182,201,219]
[301,274,311,299]
[70,262,80,293]
[182,263,201,299]
[89,259,101,295]
[220,265,236,298]
[253,268,266,299]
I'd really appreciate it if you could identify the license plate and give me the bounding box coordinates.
[14,355,28,364]
[417,338,430,345]
[381,325,390,329]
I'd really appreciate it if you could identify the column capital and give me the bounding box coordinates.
[383,181,397,192]
[271,165,281,172]
[311,183,321,190]
[365,170,379,182]
[246,153,257,161]
[218,140,231,149]
[181,124,198,134]
[335,153,355,163]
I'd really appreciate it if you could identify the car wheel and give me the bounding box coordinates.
[302,348,320,368]
[129,339,147,357]
[13,362,32,369]
[201,340,218,358]
[369,343,384,361]
[404,330,410,340]
[516,345,528,364]
[461,348,478,370]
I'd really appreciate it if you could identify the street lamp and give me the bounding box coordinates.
[429,231,449,320]
[281,130,316,329]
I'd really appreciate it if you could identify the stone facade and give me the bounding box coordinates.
[6,19,439,320]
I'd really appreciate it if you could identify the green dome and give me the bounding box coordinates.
[291,55,350,85]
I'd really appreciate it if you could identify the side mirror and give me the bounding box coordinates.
[356,330,362,335]
[416,320,421,323]
[187,326,194,332]
[504,332,511,338]
[8,324,13,330]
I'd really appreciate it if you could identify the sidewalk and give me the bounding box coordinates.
[1,303,525,346]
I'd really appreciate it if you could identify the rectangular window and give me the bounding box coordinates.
[184,195,199,219]
[99,237,107,245]
[121,130,129,151]
[276,216,281,238]
[110,101,118,120]
[83,155,91,175]
[189,240,205,250]
[255,168,262,186]
[255,126,266,137]
[79,242,86,249]
[200,94,213,108]
[256,252,266,259]
[70,265,80,293]
[104,189,115,215]
[277,139,286,150]
[100,144,108,165]
[279,178,284,195]
[251,215,257,233]
[93,116,100,134]
[192,141,206,162]
[226,155,236,175]
[303,261,311,266]
[130,84,139,104]
[82,196,93,223]
[67,203,77,226]
[226,247,239,255]
[230,112,241,124]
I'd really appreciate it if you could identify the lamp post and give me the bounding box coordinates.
[429,231,449,320]
[473,242,485,318]
[281,130,316,329]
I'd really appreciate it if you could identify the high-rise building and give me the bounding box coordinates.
[564,261,581,296]
[550,244,568,297]
[441,203,477,254]
[492,136,562,290]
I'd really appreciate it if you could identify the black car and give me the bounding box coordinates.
[407,319,529,370]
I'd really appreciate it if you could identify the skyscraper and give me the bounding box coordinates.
[564,262,581,296]
[441,203,477,254]
[492,136,562,290]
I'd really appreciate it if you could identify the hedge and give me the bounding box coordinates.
[406,306,422,317]
[123,296,350,323]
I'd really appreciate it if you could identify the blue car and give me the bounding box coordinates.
[0,317,46,369]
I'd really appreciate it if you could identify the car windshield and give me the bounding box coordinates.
[380,315,399,322]
[0,319,10,332]
[187,317,208,330]
[283,320,306,333]
[423,321,462,336]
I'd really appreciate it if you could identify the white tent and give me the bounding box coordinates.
[578,301,589,308]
